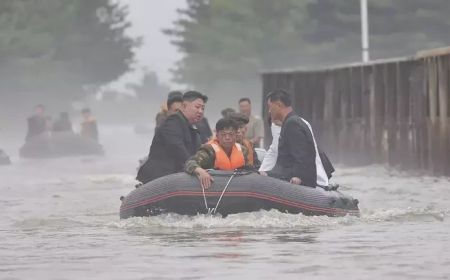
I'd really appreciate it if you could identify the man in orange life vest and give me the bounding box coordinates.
[185,118,253,189]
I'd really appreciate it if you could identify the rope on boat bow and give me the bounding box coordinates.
[201,169,238,214]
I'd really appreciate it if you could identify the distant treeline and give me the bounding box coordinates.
[0,0,139,106]
[166,0,450,105]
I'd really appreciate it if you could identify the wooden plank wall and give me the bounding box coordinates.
[261,53,450,176]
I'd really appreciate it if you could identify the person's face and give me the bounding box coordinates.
[267,100,283,122]
[168,101,182,114]
[182,98,205,124]
[236,124,247,143]
[239,101,251,117]
[216,128,236,150]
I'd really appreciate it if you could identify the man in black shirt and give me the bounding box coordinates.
[52,112,73,133]
[136,91,208,184]
[261,89,319,187]
[25,104,47,142]
[80,108,99,142]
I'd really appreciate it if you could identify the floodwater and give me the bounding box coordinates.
[1,126,449,280]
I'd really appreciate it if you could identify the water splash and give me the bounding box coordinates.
[110,203,447,230]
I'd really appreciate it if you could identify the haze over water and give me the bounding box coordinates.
[1,126,449,279]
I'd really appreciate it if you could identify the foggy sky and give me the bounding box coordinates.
[118,0,186,87]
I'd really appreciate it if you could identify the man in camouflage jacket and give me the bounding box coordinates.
[185,118,253,189]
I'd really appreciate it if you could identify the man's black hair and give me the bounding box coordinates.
[167,91,183,108]
[35,104,45,109]
[238,97,251,104]
[183,90,208,103]
[221,107,236,118]
[228,112,249,126]
[215,118,238,132]
[266,89,292,106]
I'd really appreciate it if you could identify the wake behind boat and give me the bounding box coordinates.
[20,132,103,158]
[120,170,359,218]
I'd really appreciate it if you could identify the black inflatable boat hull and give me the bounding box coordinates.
[20,132,103,158]
[120,171,359,218]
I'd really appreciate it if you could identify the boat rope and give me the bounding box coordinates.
[212,170,237,214]
[201,182,211,213]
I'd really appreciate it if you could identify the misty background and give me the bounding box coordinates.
[2,0,450,134]
[1,2,450,279]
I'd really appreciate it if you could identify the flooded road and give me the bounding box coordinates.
[1,126,449,279]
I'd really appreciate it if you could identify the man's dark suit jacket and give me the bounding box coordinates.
[268,111,317,187]
[137,111,201,184]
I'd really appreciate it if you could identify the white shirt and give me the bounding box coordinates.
[259,123,281,172]
[258,119,329,187]
[301,118,329,187]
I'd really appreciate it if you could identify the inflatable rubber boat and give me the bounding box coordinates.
[20,132,103,158]
[0,149,11,165]
[120,170,359,218]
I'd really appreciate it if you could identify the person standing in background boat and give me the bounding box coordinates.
[137,91,207,184]
[80,108,99,142]
[185,118,252,189]
[52,112,73,133]
[238,98,264,148]
[25,104,48,142]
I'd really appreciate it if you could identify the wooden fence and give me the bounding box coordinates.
[261,47,450,175]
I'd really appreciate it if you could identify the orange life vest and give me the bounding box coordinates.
[208,139,245,170]
[242,139,254,166]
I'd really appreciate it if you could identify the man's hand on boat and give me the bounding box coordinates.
[290,177,301,185]
[258,171,301,185]
[194,167,214,189]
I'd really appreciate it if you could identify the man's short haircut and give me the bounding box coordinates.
[238,97,251,104]
[81,107,91,114]
[183,90,208,103]
[215,118,238,132]
[36,104,45,109]
[266,89,292,106]
[228,112,249,126]
[167,91,183,108]
[221,107,236,118]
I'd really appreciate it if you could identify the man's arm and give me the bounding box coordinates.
[185,145,216,174]
[159,117,191,162]
[285,119,311,183]
[185,145,216,189]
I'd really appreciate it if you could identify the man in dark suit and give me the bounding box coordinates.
[136,91,208,184]
[261,89,330,187]
[25,104,47,142]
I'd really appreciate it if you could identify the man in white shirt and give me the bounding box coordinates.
[259,119,282,172]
